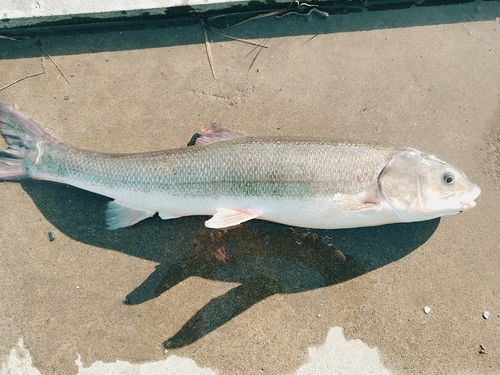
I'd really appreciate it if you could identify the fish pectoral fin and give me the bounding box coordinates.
[105,201,155,230]
[332,194,380,212]
[205,208,260,229]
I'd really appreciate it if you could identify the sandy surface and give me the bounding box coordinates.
[1,2,500,374]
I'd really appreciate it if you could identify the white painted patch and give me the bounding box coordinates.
[2,329,390,375]
[293,327,392,375]
[0,338,217,375]
[74,355,218,375]
[0,338,42,375]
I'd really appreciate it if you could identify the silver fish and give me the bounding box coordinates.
[0,103,480,230]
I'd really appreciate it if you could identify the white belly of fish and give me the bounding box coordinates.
[97,188,402,230]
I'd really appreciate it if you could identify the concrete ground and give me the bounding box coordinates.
[1,2,500,374]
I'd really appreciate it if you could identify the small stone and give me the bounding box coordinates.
[483,311,489,319]
[48,231,57,241]
[334,249,347,261]
[424,306,431,314]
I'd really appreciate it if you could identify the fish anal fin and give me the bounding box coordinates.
[195,124,249,146]
[105,201,155,230]
[205,208,260,229]
[332,194,380,212]
[158,212,179,220]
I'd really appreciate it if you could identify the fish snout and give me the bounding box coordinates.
[458,185,481,212]
[459,200,476,210]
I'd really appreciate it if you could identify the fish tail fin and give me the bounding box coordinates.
[0,103,61,179]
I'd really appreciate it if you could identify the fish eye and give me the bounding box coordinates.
[442,172,454,184]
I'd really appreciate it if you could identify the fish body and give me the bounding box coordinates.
[0,103,480,230]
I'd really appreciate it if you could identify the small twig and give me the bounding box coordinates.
[244,39,266,58]
[40,46,71,86]
[201,19,217,79]
[302,35,318,45]
[207,10,286,30]
[204,23,269,48]
[0,35,21,41]
[276,7,329,18]
[0,56,45,92]
[289,0,317,8]
[248,38,269,71]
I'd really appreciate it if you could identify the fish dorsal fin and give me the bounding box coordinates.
[195,124,249,146]
[105,201,155,229]
[205,208,260,228]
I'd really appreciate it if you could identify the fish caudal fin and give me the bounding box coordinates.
[0,158,26,179]
[0,103,61,179]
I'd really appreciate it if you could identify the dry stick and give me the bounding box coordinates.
[302,35,318,45]
[0,35,20,41]
[40,46,71,86]
[201,19,217,79]
[248,38,269,71]
[0,56,45,92]
[275,7,328,18]
[244,38,267,58]
[204,25,269,48]
[207,9,286,31]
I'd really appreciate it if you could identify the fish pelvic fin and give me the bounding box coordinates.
[0,103,62,179]
[105,201,156,230]
[205,208,260,229]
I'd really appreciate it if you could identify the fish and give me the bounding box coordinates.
[0,103,480,230]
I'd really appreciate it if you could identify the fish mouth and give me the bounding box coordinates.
[458,186,481,212]
[459,200,476,212]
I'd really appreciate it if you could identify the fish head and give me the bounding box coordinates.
[379,148,481,221]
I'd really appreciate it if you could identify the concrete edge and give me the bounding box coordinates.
[0,0,481,33]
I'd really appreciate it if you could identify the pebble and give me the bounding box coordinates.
[424,306,431,314]
[334,249,347,261]
[483,311,489,319]
[48,231,57,241]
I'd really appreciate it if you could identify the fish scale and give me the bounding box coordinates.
[31,137,392,199]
